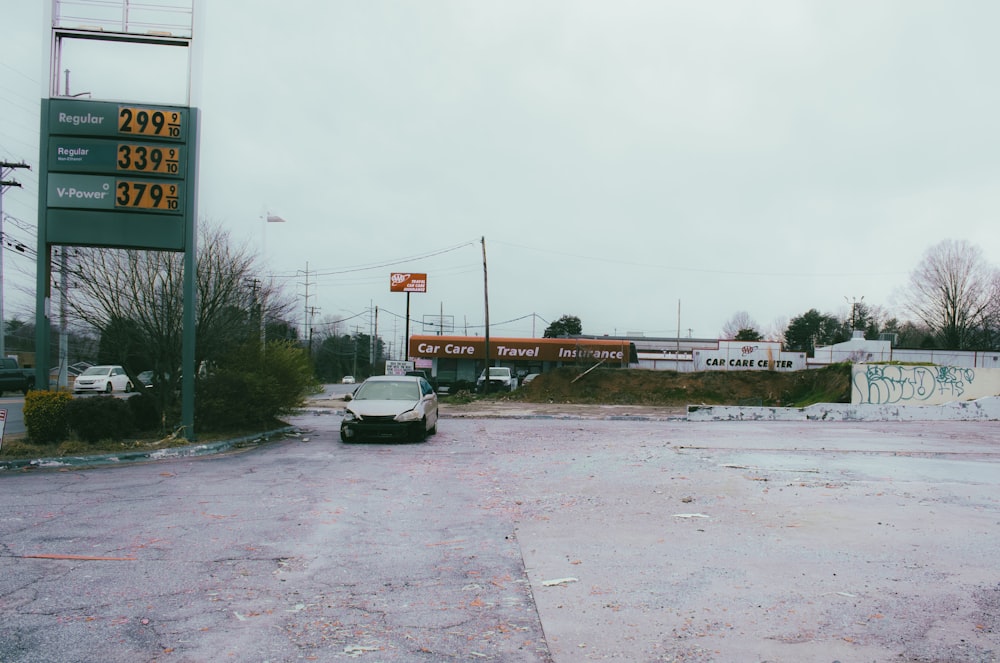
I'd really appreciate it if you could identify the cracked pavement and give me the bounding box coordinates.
[1,409,998,662]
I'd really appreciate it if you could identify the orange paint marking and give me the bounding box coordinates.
[22,554,137,561]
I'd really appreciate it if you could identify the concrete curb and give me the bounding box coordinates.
[0,426,298,472]
[309,398,1000,422]
[299,407,687,421]
[442,411,683,421]
[687,396,1000,422]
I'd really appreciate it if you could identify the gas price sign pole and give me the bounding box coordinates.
[36,3,201,436]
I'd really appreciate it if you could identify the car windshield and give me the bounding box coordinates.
[355,380,420,401]
[80,366,110,376]
[488,368,507,376]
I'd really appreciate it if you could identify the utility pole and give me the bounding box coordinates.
[307,305,319,356]
[372,306,379,372]
[0,161,31,359]
[246,277,262,348]
[353,326,359,377]
[845,295,864,331]
[675,299,681,372]
[481,237,491,394]
[58,247,69,389]
[298,262,313,343]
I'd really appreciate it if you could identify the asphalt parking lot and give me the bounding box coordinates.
[1,404,998,662]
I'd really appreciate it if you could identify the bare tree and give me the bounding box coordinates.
[980,270,1000,350]
[721,311,761,340]
[764,316,788,343]
[65,223,294,392]
[904,239,998,350]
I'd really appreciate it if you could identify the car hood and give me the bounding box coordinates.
[347,399,420,417]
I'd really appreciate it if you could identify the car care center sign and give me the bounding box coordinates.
[692,341,806,372]
[390,273,427,293]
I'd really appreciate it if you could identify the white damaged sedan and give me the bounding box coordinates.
[340,375,438,443]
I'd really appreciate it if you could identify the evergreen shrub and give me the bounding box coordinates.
[66,395,135,444]
[126,391,162,431]
[195,340,317,432]
[23,390,71,444]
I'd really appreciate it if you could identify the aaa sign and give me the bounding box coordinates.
[390,272,427,293]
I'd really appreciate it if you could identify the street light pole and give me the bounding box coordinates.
[260,211,286,352]
[481,237,491,394]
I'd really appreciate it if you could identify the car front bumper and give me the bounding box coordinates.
[340,418,422,441]
[73,382,107,393]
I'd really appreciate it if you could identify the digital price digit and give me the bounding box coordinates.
[117,144,181,174]
[115,180,181,211]
[118,106,183,138]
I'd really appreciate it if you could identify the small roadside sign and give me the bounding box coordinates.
[0,409,7,452]
[385,360,415,376]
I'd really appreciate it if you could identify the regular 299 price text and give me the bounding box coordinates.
[117,106,183,139]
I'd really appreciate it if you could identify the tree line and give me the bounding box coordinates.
[544,239,1000,357]
[728,239,1000,355]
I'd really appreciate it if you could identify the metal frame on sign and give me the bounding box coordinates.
[35,0,204,436]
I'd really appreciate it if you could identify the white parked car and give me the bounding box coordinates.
[340,375,438,443]
[476,366,518,392]
[73,365,133,394]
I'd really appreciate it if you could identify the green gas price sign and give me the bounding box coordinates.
[41,98,197,250]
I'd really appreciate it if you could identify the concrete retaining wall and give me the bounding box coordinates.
[852,364,1000,406]
[687,396,1000,422]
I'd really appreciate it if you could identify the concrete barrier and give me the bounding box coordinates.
[687,396,1000,422]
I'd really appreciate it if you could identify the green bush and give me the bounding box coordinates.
[66,396,135,443]
[195,340,317,432]
[23,390,71,444]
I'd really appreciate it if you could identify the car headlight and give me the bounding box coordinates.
[395,408,421,423]
[342,410,358,423]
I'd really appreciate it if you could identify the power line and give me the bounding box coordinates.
[491,238,908,278]
[0,160,32,358]
[269,240,478,280]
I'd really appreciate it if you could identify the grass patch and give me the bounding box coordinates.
[503,364,852,408]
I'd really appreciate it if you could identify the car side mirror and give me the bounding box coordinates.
[343,393,353,402]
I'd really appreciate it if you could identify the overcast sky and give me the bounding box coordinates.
[3,1,999,351]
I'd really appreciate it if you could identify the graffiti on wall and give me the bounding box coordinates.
[852,365,977,405]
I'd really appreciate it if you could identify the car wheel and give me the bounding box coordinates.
[125,381,133,393]
[428,414,437,436]
[409,419,428,443]
[105,382,113,393]
[340,429,351,443]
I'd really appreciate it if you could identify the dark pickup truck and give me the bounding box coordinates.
[0,357,35,395]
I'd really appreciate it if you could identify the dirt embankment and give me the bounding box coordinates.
[494,364,852,407]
